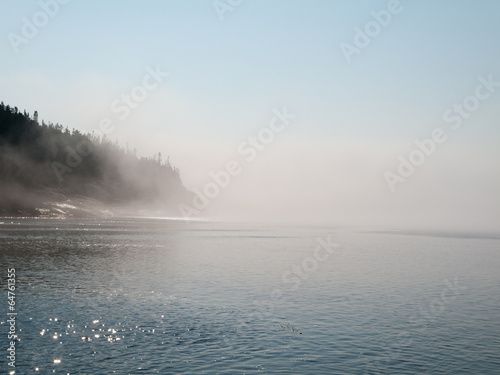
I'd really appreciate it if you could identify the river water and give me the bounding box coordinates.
[1,218,499,374]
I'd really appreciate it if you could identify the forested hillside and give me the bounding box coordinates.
[0,102,188,216]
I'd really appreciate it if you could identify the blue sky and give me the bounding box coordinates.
[2,0,499,138]
[1,0,499,229]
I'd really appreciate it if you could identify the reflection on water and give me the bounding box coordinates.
[1,218,499,374]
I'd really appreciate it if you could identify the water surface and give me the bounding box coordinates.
[1,218,499,374]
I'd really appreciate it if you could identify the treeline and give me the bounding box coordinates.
[0,101,188,215]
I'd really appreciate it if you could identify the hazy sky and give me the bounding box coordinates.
[1,0,499,231]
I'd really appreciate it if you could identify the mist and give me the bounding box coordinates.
[160,135,500,233]
[2,2,500,373]
[2,95,498,234]
[0,103,189,217]
[1,0,499,234]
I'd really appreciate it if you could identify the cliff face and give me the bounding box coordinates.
[0,102,189,217]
